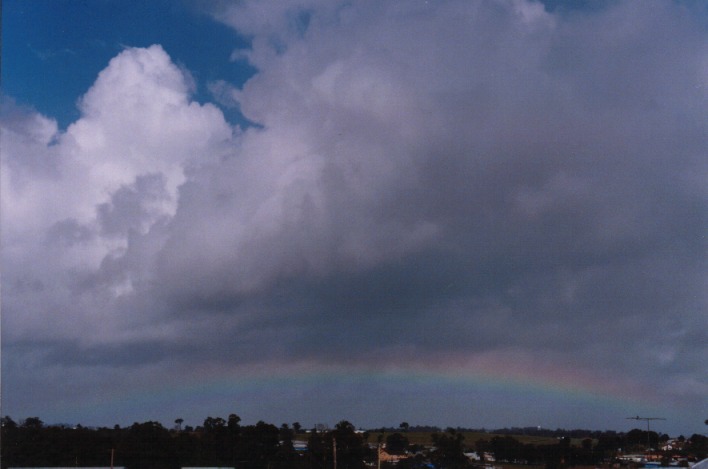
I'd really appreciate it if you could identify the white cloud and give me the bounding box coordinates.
[1,45,234,345]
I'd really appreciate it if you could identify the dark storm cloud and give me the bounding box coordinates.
[162,0,706,387]
[9,338,174,368]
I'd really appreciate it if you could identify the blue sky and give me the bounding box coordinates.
[3,0,254,128]
[1,0,706,436]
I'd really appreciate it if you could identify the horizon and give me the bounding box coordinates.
[4,416,692,440]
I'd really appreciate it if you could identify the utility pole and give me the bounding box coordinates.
[626,416,666,451]
[333,436,337,469]
[377,443,381,469]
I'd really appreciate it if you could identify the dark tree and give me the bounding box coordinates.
[626,428,659,450]
[688,434,708,459]
[430,430,469,469]
[308,428,328,469]
[273,424,301,469]
[540,436,573,469]
[203,416,227,432]
[173,427,200,467]
[119,421,174,469]
[332,420,367,469]
[490,435,526,463]
[386,432,409,453]
[1,416,18,429]
[476,438,491,457]
[228,413,241,433]
[21,417,44,429]
[200,416,230,465]
[595,434,622,461]
[236,421,280,469]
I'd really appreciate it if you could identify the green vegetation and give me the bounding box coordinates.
[3,416,707,469]
[364,431,564,447]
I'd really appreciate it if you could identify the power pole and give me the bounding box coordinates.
[333,436,337,469]
[626,416,666,451]
[377,443,381,469]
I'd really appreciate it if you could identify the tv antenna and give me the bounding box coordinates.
[626,416,666,450]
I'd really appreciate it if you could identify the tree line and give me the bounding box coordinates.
[1,416,368,469]
[2,415,707,469]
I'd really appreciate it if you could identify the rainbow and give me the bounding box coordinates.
[53,350,660,427]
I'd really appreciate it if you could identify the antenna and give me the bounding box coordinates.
[626,416,666,451]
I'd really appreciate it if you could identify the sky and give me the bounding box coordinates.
[1,0,706,436]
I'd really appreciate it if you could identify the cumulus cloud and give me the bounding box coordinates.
[2,45,232,343]
[2,0,706,430]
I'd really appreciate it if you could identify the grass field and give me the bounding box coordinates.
[296,431,586,448]
[365,431,565,447]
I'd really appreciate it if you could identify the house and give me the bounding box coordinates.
[379,447,409,464]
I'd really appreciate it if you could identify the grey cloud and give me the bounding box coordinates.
[10,338,173,368]
[46,218,95,246]
[97,173,170,237]
[147,0,707,378]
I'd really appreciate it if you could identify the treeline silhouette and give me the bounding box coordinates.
[2,415,707,469]
[375,425,627,440]
[1,416,367,469]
